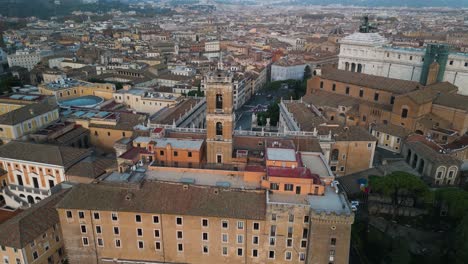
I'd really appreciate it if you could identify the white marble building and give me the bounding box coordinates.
[338,32,468,95]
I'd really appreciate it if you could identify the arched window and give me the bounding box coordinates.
[216,122,223,136]
[447,166,458,179]
[351,63,356,72]
[401,108,408,118]
[345,62,350,71]
[436,166,446,179]
[357,64,363,73]
[331,149,339,161]
[216,94,223,109]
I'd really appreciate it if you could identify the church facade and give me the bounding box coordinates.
[338,32,468,95]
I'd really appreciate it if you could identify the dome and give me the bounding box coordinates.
[340,32,389,47]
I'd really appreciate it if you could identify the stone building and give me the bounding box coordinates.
[306,68,468,140]
[56,179,353,264]
[0,191,68,264]
[402,135,462,186]
[338,32,468,95]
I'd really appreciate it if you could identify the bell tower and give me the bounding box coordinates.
[205,69,234,164]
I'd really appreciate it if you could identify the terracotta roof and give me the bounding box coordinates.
[406,135,461,164]
[284,101,327,131]
[0,141,90,168]
[433,93,468,111]
[319,68,421,94]
[151,98,201,125]
[372,123,411,138]
[66,156,117,179]
[56,181,266,220]
[0,103,57,125]
[0,191,67,248]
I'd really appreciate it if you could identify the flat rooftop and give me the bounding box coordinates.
[266,148,296,162]
[145,167,260,189]
[300,153,333,178]
[268,186,352,215]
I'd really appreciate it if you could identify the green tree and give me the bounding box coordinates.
[435,188,468,220]
[369,172,430,218]
[452,214,468,263]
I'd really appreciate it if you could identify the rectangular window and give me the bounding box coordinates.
[287,238,293,247]
[176,217,183,226]
[155,242,161,250]
[160,150,164,156]
[97,238,104,247]
[202,219,208,227]
[253,222,260,230]
[66,211,72,219]
[111,212,118,221]
[270,225,276,236]
[153,215,159,224]
[177,231,183,239]
[202,245,209,254]
[299,252,306,261]
[237,248,243,256]
[222,220,228,229]
[270,237,276,246]
[331,238,337,246]
[237,221,244,230]
[78,211,84,219]
[113,227,119,235]
[345,86,350,95]
[202,232,208,241]
[177,243,183,252]
[374,92,379,101]
[288,226,293,238]
[320,81,323,89]
[237,234,243,244]
[252,249,258,257]
[252,236,259,245]
[359,89,364,98]
[188,152,192,157]
[82,237,89,246]
[137,228,143,237]
[302,228,308,239]
[284,184,294,191]
[222,233,228,243]
[270,183,279,190]
[286,251,292,260]
[288,214,294,223]
[271,214,277,221]
[33,251,38,260]
[173,151,178,157]
[96,226,102,234]
[301,240,307,248]
[80,225,87,234]
[138,241,144,249]
[135,215,141,223]
[222,246,228,256]
[332,83,336,91]
[269,250,275,259]
[304,216,309,223]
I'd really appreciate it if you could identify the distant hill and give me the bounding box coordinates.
[0,0,130,18]
[290,0,467,8]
